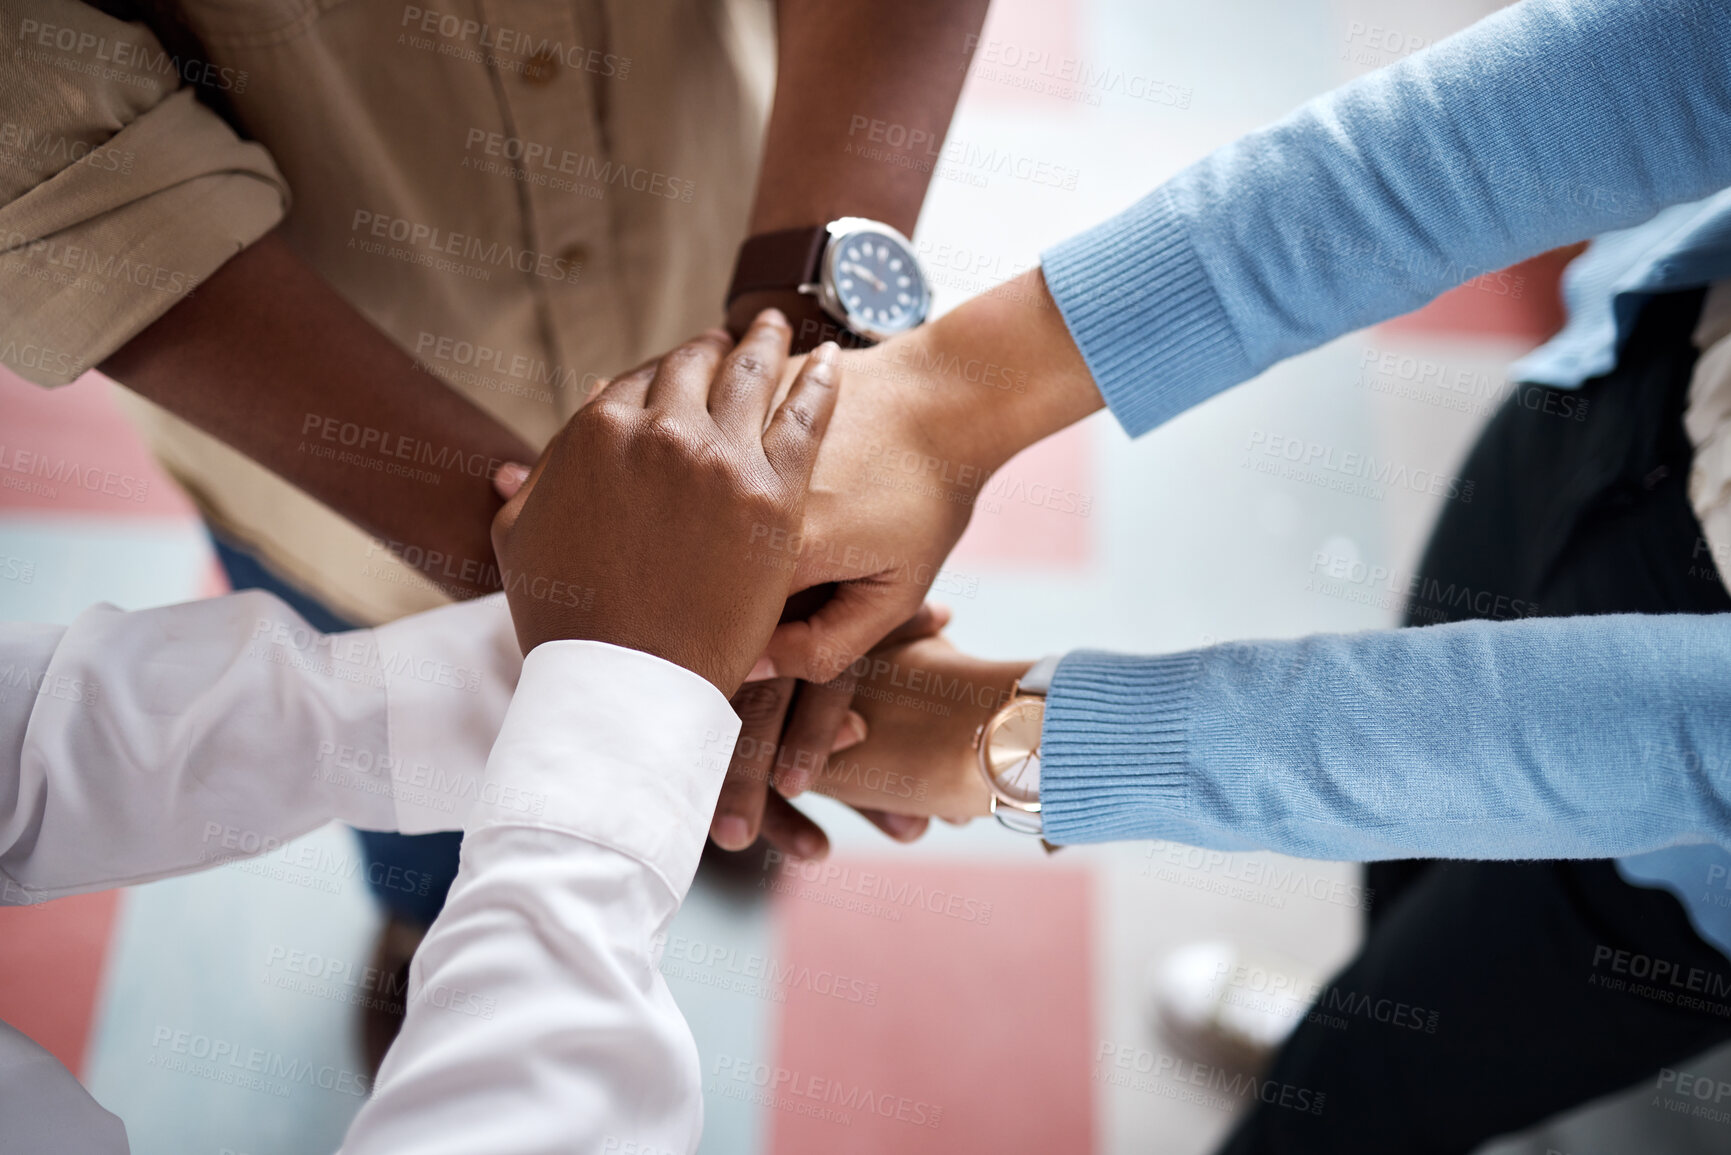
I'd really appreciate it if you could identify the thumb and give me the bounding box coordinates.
[763,577,922,684]
[492,461,532,501]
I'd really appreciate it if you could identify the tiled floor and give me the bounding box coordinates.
[5,1,1731,1152]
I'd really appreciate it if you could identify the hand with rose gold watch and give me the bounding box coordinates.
[780,635,1058,835]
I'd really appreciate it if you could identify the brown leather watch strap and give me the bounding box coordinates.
[726,226,830,305]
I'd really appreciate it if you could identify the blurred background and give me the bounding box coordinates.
[4,0,1729,1151]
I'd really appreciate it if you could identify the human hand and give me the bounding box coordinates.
[758,268,1103,687]
[790,634,1033,822]
[710,601,951,856]
[489,311,839,694]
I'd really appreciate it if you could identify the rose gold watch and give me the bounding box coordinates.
[973,657,1058,835]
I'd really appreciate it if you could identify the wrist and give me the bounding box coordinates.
[858,268,1103,473]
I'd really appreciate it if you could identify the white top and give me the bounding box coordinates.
[0,591,740,1154]
[1687,280,1731,585]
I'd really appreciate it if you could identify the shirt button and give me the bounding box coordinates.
[559,242,590,274]
[523,48,561,86]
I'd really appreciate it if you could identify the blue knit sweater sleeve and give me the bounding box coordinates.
[1040,615,1731,856]
[1042,0,1731,436]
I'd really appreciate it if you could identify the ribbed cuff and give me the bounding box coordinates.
[1040,649,1203,843]
[1040,188,1250,438]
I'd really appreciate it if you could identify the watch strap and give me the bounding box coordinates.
[1018,655,1062,697]
[726,226,830,305]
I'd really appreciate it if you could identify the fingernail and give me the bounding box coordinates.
[793,831,826,859]
[712,815,749,850]
[810,341,840,368]
[757,308,788,329]
[745,655,777,682]
[830,710,867,752]
[880,813,922,841]
[495,462,530,497]
[778,770,811,799]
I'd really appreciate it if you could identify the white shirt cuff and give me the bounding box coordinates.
[474,640,740,901]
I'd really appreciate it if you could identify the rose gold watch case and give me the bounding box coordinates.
[972,681,1044,822]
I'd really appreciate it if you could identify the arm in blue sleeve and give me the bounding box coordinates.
[1043,0,1731,436]
[1040,614,1731,858]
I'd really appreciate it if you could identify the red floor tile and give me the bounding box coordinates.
[0,367,193,518]
[0,889,121,1076]
[767,857,1095,1155]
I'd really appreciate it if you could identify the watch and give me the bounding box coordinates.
[727,217,932,345]
[973,656,1059,835]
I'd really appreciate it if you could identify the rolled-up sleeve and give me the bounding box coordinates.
[0,0,288,386]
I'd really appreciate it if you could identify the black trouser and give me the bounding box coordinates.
[1219,289,1731,1155]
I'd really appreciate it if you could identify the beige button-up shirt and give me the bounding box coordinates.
[2,0,773,623]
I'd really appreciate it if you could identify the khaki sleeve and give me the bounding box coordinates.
[0,0,288,386]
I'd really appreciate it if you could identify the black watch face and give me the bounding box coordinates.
[824,228,929,339]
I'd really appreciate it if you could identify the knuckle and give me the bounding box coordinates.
[576,400,637,440]
[729,354,771,380]
[642,410,697,450]
[779,401,821,436]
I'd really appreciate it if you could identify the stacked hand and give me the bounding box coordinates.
[795,635,1034,823]
[490,311,838,695]
[493,269,1104,857]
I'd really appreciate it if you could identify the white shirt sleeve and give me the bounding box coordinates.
[1,594,739,1154]
[0,590,521,903]
[338,641,740,1155]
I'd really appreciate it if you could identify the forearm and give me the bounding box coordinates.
[100,233,535,599]
[341,643,739,1155]
[1043,0,1731,437]
[729,0,991,342]
[0,592,519,902]
[1040,614,1731,858]
[845,267,1103,473]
